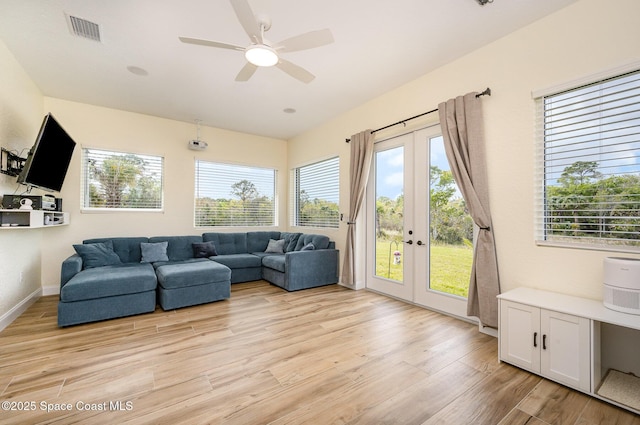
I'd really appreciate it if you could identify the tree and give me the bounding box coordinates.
[230,179,259,204]
[547,160,640,244]
[429,166,472,244]
[230,179,259,224]
[558,161,601,186]
[89,154,145,208]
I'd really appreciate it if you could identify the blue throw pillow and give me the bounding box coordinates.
[140,241,169,263]
[192,241,218,258]
[265,238,285,254]
[301,242,315,251]
[73,241,122,269]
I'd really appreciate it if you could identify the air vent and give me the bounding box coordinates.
[66,14,101,42]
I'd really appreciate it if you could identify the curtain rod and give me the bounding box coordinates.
[345,87,491,142]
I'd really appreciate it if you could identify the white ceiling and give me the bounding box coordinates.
[0,0,577,140]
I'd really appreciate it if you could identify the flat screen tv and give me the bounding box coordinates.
[17,113,76,192]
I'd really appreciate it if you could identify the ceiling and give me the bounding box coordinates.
[0,0,577,140]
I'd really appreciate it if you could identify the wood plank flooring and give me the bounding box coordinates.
[1,281,638,424]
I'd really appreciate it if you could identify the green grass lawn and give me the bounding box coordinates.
[375,240,471,298]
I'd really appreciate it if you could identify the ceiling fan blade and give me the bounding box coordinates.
[179,37,244,51]
[235,62,258,82]
[275,29,334,53]
[229,0,262,44]
[276,59,315,84]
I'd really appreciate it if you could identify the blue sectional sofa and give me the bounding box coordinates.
[58,232,339,326]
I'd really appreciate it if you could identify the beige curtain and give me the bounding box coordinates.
[341,130,374,286]
[438,93,500,328]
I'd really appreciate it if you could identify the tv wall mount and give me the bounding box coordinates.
[0,148,26,177]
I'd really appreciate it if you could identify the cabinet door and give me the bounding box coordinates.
[540,310,591,392]
[500,300,540,373]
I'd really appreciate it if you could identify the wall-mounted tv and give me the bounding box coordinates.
[17,113,76,192]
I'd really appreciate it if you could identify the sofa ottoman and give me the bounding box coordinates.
[155,259,231,310]
[58,262,158,327]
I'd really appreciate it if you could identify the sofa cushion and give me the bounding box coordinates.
[203,233,247,255]
[211,253,262,269]
[281,232,302,252]
[150,258,208,269]
[149,236,203,261]
[156,260,231,289]
[262,254,286,273]
[83,237,149,263]
[192,241,218,258]
[60,263,157,302]
[294,234,330,251]
[73,241,122,269]
[246,231,281,253]
[140,241,169,263]
[301,242,316,251]
[265,239,285,253]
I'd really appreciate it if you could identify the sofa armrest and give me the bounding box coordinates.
[284,249,339,291]
[61,254,83,288]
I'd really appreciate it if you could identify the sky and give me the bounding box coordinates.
[375,135,450,200]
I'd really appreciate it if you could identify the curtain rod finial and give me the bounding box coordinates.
[476,87,491,98]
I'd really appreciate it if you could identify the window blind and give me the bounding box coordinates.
[194,160,275,227]
[292,157,339,228]
[536,70,640,249]
[82,148,163,210]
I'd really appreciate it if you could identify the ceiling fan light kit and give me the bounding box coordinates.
[179,0,333,83]
[245,44,278,67]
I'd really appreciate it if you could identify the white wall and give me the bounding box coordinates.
[0,39,45,326]
[288,0,640,300]
[40,98,288,292]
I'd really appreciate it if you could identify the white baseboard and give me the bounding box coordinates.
[338,280,365,291]
[479,323,498,338]
[42,285,60,296]
[0,287,42,332]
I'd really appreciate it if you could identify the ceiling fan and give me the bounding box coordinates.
[179,0,334,83]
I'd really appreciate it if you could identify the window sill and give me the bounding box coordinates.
[536,240,640,255]
[81,208,165,214]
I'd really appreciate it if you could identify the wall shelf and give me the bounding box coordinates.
[0,209,69,229]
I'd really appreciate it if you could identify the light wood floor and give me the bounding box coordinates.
[1,281,638,425]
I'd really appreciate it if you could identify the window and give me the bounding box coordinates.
[291,156,339,228]
[82,148,163,210]
[195,160,276,227]
[536,69,640,250]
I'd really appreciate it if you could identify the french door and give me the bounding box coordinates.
[365,127,472,318]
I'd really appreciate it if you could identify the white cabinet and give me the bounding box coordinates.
[499,288,640,415]
[500,300,590,392]
[500,301,540,372]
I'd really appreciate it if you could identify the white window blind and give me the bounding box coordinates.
[292,157,339,228]
[536,69,640,250]
[195,160,275,227]
[82,148,163,210]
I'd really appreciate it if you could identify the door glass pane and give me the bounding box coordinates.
[375,146,404,282]
[429,136,472,298]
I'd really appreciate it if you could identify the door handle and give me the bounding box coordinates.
[533,332,537,347]
[416,240,424,246]
[542,334,547,350]
[405,240,413,245]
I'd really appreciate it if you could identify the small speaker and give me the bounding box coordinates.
[603,257,640,315]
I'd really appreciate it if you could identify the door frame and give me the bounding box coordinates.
[364,126,469,320]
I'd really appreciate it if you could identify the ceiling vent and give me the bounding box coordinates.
[66,14,101,42]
